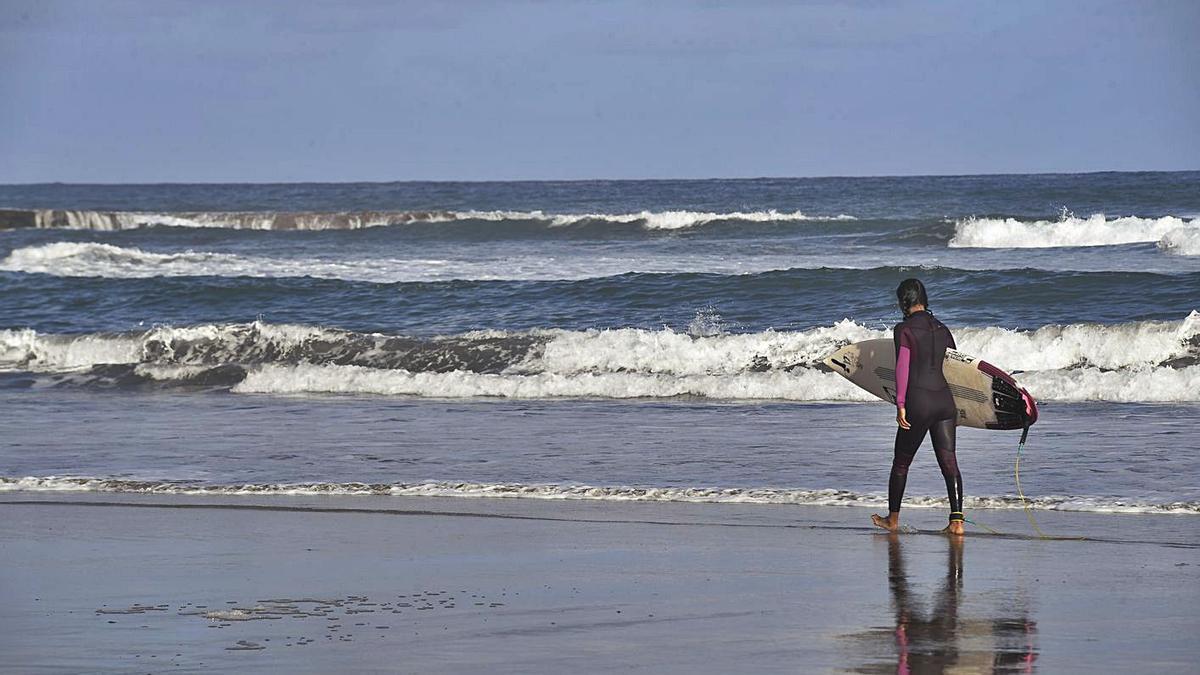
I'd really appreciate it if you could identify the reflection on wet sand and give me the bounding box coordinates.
[846,536,1038,674]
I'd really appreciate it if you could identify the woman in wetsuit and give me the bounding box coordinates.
[872,278,966,536]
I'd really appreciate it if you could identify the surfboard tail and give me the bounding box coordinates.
[978,360,1038,431]
[1020,387,1038,428]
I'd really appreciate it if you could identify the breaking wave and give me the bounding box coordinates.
[949,211,1199,250]
[1159,227,1200,256]
[2,476,1196,515]
[0,241,526,282]
[459,209,855,230]
[0,208,852,232]
[0,322,543,374]
[1,313,1198,402]
[0,242,279,280]
[0,209,456,231]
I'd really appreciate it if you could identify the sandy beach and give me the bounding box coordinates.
[2,494,1197,673]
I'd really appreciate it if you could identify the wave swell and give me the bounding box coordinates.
[2,476,1195,515]
[2,314,1198,402]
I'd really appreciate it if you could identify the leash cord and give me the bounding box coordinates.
[1014,435,1051,538]
[966,426,1086,541]
[963,515,1003,535]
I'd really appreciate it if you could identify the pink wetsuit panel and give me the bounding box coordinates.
[895,345,912,409]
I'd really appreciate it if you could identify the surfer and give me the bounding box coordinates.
[872,278,966,536]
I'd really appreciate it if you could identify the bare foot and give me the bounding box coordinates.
[941,520,965,536]
[872,513,900,532]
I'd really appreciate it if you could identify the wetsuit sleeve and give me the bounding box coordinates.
[896,346,911,409]
[946,328,957,350]
[895,326,915,409]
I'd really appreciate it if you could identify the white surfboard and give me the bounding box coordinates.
[823,339,1037,431]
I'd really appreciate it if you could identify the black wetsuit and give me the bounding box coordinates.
[890,310,963,518]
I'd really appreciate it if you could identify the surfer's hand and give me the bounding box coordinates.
[897,407,911,429]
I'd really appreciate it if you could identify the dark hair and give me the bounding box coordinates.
[896,278,929,316]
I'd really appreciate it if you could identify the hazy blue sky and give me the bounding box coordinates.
[1,0,1197,182]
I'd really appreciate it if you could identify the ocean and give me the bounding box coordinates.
[2,172,1198,518]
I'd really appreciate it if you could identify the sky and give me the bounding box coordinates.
[1,0,1197,183]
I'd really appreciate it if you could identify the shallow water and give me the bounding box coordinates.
[3,390,1197,515]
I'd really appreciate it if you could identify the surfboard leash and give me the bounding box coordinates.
[960,427,1031,537]
[962,514,1003,535]
[1014,426,1087,541]
[1014,427,1050,538]
[963,426,1086,541]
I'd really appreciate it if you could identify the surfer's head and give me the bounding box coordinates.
[896,278,928,316]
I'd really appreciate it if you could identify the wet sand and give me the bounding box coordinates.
[1,494,1198,673]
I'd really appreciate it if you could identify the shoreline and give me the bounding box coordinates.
[2,493,1198,546]
[3,494,1197,672]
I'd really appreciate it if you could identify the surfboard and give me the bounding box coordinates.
[822,339,1038,431]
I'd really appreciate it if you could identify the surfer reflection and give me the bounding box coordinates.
[855,536,1038,674]
[873,278,966,536]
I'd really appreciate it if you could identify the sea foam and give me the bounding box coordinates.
[230,365,874,401]
[2,476,1196,515]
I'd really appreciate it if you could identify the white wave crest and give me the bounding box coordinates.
[527,319,881,376]
[1021,365,1200,403]
[0,242,514,283]
[20,210,456,231]
[0,321,338,372]
[0,327,142,370]
[10,208,854,231]
[2,476,1196,514]
[1158,227,1200,256]
[455,209,854,230]
[0,242,273,279]
[953,312,1200,371]
[949,212,1199,249]
[521,314,1200,377]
